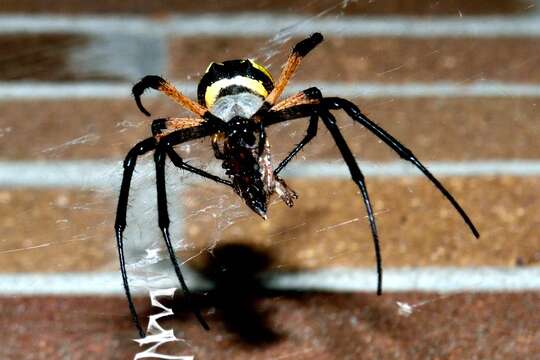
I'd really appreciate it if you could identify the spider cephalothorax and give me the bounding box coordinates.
[117,33,480,338]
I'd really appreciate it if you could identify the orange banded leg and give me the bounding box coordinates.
[270,87,322,112]
[133,76,207,117]
[265,33,323,105]
[151,117,207,139]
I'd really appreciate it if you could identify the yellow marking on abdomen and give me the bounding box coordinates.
[249,60,274,84]
[205,76,269,108]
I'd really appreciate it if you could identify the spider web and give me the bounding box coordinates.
[3,0,536,358]
[119,0,387,289]
[106,1,463,350]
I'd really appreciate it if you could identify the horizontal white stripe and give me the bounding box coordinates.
[263,267,540,292]
[1,160,540,188]
[0,267,538,295]
[1,14,540,37]
[283,161,540,177]
[0,82,130,99]
[1,81,540,100]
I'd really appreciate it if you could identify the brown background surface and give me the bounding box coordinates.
[2,293,538,359]
[0,0,535,15]
[0,0,539,359]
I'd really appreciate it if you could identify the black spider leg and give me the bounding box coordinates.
[151,118,232,186]
[116,122,220,337]
[319,109,383,295]
[166,147,233,187]
[324,98,480,238]
[274,115,318,175]
[152,124,234,331]
[115,137,157,338]
[261,105,381,292]
[154,145,211,330]
[133,75,164,116]
[165,146,232,329]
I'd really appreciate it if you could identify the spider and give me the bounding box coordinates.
[115,33,479,338]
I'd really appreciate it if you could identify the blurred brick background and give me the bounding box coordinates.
[0,1,539,359]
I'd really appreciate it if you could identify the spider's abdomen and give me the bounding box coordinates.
[197,59,274,109]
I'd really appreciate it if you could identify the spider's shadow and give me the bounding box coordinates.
[172,242,283,345]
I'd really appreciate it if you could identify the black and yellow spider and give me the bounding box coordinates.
[115,33,479,337]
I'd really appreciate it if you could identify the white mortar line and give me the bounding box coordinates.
[0,267,538,295]
[2,81,540,100]
[1,14,540,37]
[1,160,540,188]
[262,267,540,293]
[0,82,130,99]
[282,161,540,178]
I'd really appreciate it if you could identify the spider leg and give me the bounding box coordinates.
[116,123,219,337]
[263,103,382,293]
[274,115,318,175]
[323,97,480,238]
[265,33,323,105]
[319,109,383,295]
[132,75,208,117]
[166,147,233,187]
[115,137,157,338]
[150,124,229,331]
[154,146,210,330]
[263,86,322,125]
[270,88,322,112]
[152,117,232,186]
[152,117,207,137]
[265,87,322,174]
